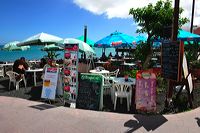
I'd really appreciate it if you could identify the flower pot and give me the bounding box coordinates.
[124,75,129,82]
[190,69,200,79]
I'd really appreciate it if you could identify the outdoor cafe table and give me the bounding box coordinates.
[25,68,43,86]
[0,63,14,67]
[121,62,136,66]
[95,61,108,67]
[95,61,108,64]
[29,60,40,63]
[89,69,109,75]
[121,62,137,69]
[112,77,136,105]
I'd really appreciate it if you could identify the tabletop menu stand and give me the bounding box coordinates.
[63,43,79,108]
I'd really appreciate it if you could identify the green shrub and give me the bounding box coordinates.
[156,75,167,94]
[122,70,138,78]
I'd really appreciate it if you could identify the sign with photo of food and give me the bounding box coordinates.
[63,43,79,105]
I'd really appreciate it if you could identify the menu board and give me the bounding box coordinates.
[76,74,103,111]
[161,41,183,81]
[135,71,156,112]
[63,43,79,104]
[41,67,59,100]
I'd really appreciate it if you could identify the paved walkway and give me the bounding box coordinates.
[0,96,200,133]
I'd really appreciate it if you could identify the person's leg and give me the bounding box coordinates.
[16,74,24,81]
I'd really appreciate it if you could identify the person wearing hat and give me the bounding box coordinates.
[41,59,59,79]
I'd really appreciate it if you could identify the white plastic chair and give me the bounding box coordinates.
[0,65,4,77]
[99,75,112,110]
[102,75,112,95]
[113,83,130,111]
[109,69,119,80]
[6,71,26,90]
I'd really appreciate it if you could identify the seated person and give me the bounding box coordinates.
[114,52,120,59]
[42,59,59,79]
[39,58,47,68]
[13,57,29,81]
[20,57,29,70]
[108,52,113,58]
[100,52,108,62]
[79,53,84,63]
[56,59,63,66]
[121,52,125,58]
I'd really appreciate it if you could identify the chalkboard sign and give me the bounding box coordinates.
[161,41,184,81]
[76,74,103,111]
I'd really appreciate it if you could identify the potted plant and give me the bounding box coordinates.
[122,70,138,81]
[190,60,200,78]
[122,71,130,82]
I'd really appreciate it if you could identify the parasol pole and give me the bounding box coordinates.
[190,0,195,33]
[165,0,180,107]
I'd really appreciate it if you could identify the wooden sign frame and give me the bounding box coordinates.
[165,46,194,108]
[76,73,103,111]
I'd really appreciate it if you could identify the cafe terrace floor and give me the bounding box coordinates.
[0,96,200,133]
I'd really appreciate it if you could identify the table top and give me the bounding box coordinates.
[26,68,43,72]
[29,60,40,63]
[0,63,14,66]
[89,69,109,74]
[113,77,136,85]
[121,62,136,66]
[95,61,108,64]
[123,57,135,60]
[151,58,158,61]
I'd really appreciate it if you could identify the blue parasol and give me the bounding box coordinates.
[178,29,200,41]
[94,31,138,48]
[152,29,200,47]
[136,35,147,43]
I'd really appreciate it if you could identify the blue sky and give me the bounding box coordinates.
[0,0,198,45]
[0,0,138,44]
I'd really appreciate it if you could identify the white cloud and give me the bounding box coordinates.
[179,0,200,27]
[73,0,156,19]
[73,0,200,27]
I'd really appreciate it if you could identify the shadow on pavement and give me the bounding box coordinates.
[195,117,200,127]
[29,103,57,111]
[124,114,168,132]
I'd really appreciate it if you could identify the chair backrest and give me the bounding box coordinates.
[102,75,111,86]
[0,65,4,77]
[109,69,119,77]
[6,71,19,81]
[113,83,129,93]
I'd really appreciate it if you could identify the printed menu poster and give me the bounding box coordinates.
[41,67,59,100]
[63,43,79,103]
[135,71,157,112]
